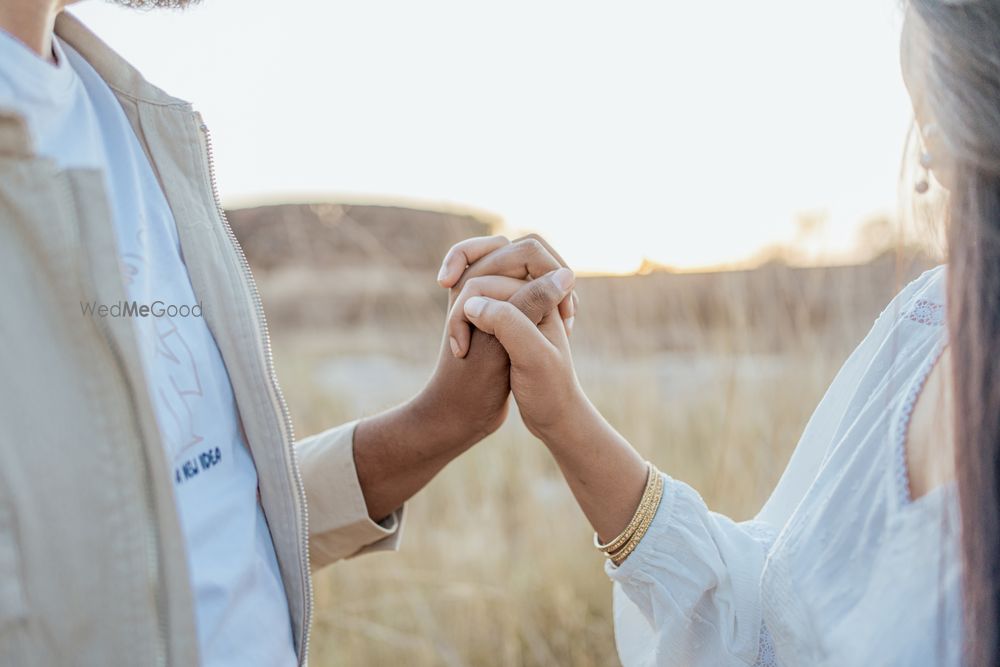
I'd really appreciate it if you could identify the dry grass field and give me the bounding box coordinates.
[232,203,935,666]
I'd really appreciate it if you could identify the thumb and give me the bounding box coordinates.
[463,296,554,366]
[508,268,576,326]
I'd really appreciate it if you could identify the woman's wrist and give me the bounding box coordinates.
[530,389,651,542]
[532,388,603,453]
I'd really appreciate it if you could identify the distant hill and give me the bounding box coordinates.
[225,203,496,272]
[224,203,497,334]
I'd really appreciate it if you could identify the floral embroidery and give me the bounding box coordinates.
[906,299,945,327]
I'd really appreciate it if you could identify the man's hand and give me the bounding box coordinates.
[352,234,577,521]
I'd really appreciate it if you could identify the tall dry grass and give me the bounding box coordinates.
[267,256,930,666]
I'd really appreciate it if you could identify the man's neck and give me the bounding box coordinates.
[0,0,66,63]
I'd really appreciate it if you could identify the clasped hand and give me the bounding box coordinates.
[357,234,647,540]
[432,234,591,444]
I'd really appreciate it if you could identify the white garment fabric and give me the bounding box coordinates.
[608,265,961,667]
[0,30,297,666]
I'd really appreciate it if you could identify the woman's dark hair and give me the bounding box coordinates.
[908,1,1000,664]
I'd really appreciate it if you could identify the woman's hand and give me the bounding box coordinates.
[459,267,586,441]
[460,269,649,543]
[441,234,648,543]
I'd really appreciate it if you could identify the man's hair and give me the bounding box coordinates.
[110,0,200,8]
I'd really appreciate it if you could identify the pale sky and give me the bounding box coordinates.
[71,0,914,273]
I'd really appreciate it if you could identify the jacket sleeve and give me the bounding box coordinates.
[296,420,405,570]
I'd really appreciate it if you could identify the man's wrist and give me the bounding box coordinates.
[404,387,497,455]
[353,391,495,522]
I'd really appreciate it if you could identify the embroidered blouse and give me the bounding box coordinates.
[607,265,962,666]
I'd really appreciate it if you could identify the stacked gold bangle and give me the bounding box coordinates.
[594,461,664,566]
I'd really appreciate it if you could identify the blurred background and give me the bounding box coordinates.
[73,1,942,664]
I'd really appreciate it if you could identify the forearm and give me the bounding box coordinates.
[346,234,576,526]
[536,396,648,544]
[353,392,489,522]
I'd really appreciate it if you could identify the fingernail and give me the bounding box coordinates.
[449,336,460,357]
[436,264,449,283]
[553,267,575,291]
[464,296,488,318]
[565,316,575,334]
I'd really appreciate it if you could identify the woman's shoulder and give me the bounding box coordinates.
[901,263,946,307]
[877,264,947,329]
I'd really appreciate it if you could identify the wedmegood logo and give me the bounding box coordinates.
[79,301,204,318]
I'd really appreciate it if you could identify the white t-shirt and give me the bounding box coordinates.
[0,29,297,667]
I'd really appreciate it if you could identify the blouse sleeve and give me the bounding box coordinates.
[606,265,946,667]
[607,476,773,666]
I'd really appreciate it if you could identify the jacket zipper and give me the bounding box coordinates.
[196,113,314,666]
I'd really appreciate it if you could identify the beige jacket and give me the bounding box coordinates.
[0,12,403,667]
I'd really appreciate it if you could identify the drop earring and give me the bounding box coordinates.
[915,150,932,194]
[915,123,936,195]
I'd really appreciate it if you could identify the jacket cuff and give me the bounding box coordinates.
[296,420,405,570]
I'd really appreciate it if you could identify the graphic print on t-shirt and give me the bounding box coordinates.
[153,317,205,454]
[121,223,225,486]
[121,225,213,481]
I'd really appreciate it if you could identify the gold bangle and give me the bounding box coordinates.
[594,462,656,554]
[611,471,664,566]
[603,463,662,559]
[605,470,660,559]
[610,471,663,565]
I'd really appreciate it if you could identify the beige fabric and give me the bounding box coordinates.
[298,421,405,567]
[0,11,403,667]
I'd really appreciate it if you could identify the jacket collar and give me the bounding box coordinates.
[0,11,189,158]
[54,10,190,108]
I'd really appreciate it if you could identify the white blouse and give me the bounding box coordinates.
[607,265,963,667]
